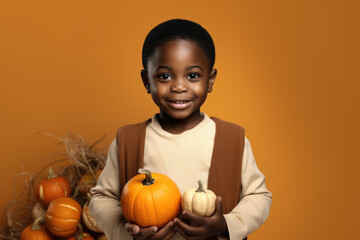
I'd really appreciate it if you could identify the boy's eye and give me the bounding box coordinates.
[158,73,172,80]
[187,73,200,80]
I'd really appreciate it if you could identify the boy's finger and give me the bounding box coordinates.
[215,196,223,214]
[137,226,158,238]
[153,221,176,240]
[181,210,206,225]
[125,223,140,234]
[174,224,198,240]
[162,228,177,240]
[156,221,174,234]
[125,223,157,238]
[174,218,203,236]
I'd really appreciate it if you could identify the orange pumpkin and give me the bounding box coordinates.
[120,168,181,228]
[65,224,95,240]
[82,194,102,233]
[20,217,55,240]
[78,169,102,194]
[45,197,81,237]
[35,167,71,207]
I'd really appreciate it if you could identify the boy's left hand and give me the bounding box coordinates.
[174,196,228,240]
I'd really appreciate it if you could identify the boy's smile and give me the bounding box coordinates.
[141,39,217,131]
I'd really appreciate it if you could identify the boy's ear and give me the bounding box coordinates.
[207,68,217,93]
[141,70,151,93]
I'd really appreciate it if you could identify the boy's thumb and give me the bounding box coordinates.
[215,196,223,214]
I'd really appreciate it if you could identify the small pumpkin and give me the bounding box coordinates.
[120,168,181,228]
[35,167,71,207]
[20,217,55,240]
[65,224,95,240]
[78,169,102,194]
[181,180,216,217]
[32,202,46,221]
[82,193,102,233]
[45,197,82,237]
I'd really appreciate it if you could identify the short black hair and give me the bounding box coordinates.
[142,19,215,72]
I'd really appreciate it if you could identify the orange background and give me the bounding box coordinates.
[1,0,359,239]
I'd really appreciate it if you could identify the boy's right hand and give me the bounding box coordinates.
[125,221,176,240]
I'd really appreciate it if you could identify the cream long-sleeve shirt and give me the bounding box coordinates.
[90,114,272,240]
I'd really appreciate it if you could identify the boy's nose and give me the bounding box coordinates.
[170,78,188,93]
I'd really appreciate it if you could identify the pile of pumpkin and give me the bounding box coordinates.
[20,167,105,240]
[20,165,219,239]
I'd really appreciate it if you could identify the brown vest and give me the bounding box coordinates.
[116,117,246,239]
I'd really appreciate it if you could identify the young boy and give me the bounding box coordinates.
[90,19,272,240]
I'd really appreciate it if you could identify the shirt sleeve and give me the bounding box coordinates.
[89,139,132,240]
[220,137,272,240]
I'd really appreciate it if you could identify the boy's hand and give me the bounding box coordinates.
[125,221,177,240]
[174,197,228,240]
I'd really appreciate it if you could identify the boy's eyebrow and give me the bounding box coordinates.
[157,66,172,71]
[186,65,203,71]
[156,65,203,71]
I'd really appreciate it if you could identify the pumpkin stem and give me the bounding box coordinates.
[31,217,43,231]
[195,180,206,193]
[47,167,58,179]
[74,223,84,240]
[138,168,155,186]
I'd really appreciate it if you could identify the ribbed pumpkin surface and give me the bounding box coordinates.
[82,201,102,232]
[35,176,71,206]
[45,197,81,237]
[120,172,181,228]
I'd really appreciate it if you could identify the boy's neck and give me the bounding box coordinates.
[156,111,204,134]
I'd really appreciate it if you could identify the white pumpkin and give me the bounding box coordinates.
[181,180,217,217]
[32,202,46,221]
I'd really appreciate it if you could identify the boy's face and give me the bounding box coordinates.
[141,39,217,120]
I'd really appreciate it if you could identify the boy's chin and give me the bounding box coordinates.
[160,111,201,121]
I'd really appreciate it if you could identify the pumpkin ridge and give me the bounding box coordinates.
[58,203,81,213]
[47,211,81,219]
[150,187,158,227]
[132,187,143,225]
[48,226,66,232]
[128,185,143,222]
[39,185,45,201]
[47,214,80,221]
